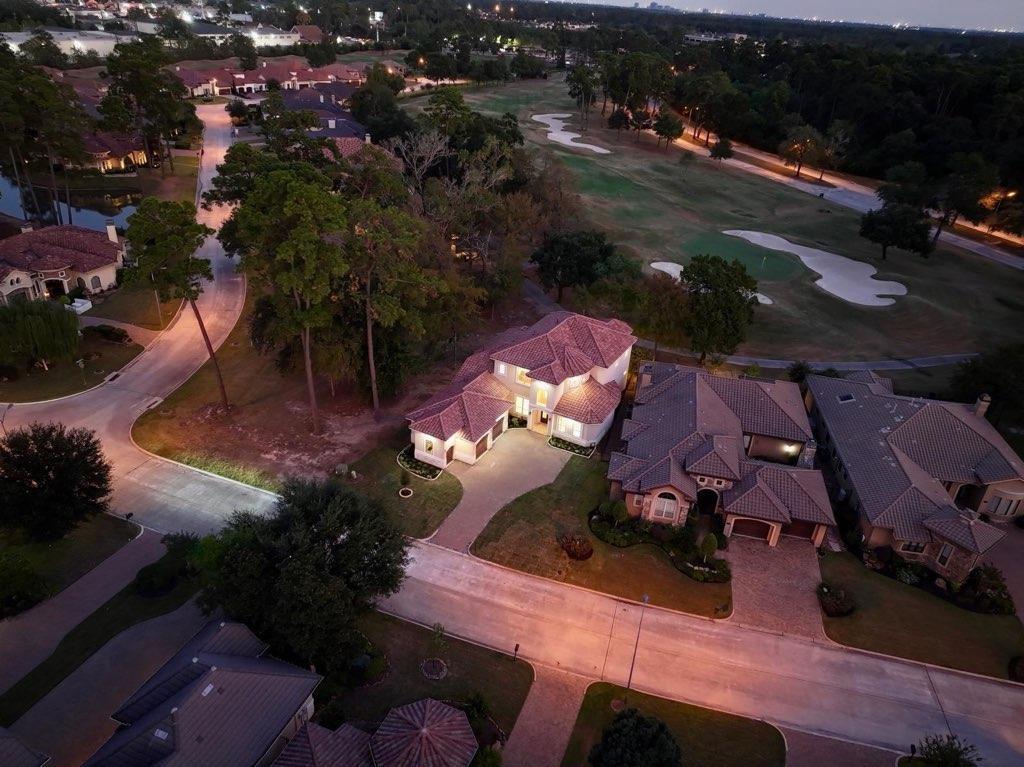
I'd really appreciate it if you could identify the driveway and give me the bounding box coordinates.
[429,429,570,552]
[503,668,590,767]
[725,536,826,640]
[984,521,1024,610]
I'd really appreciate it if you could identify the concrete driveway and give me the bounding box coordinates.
[429,429,570,552]
[725,536,826,640]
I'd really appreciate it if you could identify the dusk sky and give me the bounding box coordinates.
[610,1,1023,31]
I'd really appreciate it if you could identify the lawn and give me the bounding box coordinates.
[0,515,137,598]
[0,332,143,403]
[471,456,732,617]
[329,611,533,738]
[820,553,1024,678]
[0,548,200,725]
[561,682,786,767]
[451,76,1024,361]
[84,286,182,330]
[343,434,464,538]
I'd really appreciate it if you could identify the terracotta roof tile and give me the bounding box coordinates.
[552,379,620,424]
[0,224,120,278]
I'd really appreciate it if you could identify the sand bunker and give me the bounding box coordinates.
[532,113,610,155]
[723,230,906,307]
[651,261,774,305]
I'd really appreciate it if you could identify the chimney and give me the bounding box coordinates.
[105,219,118,245]
[975,393,992,419]
[364,132,371,144]
[797,438,816,469]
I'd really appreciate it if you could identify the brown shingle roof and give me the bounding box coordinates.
[0,728,48,767]
[273,722,371,767]
[370,699,477,767]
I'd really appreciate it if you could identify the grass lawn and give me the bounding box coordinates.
[84,286,182,331]
[0,333,143,403]
[0,549,200,726]
[343,433,463,538]
[561,682,786,767]
[450,76,1024,361]
[472,456,732,617]
[330,611,533,737]
[0,515,137,598]
[820,553,1024,678]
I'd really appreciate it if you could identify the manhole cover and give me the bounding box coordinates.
[420,658,448,680]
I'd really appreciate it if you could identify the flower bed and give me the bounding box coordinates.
[396,445,442,480]
[549,436,596,457]
[589,511,730,584]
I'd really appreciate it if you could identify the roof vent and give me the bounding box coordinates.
[154,729,169,741]
[201,683,215,697]
[837,394,855,403]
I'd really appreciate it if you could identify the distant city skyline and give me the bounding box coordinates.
[586,1,1022,32]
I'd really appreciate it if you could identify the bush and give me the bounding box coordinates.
[0,551,49,618]
[84,324,131,344]
[397,445,441,479]
[817,581,856,617]
[699,533,718,562]
[134,556,185,597]
[558,531,594,560]
[957,565,1016,616]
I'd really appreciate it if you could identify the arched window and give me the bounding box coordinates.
[77,277,87,290]
[90,275,102,290]
[653,492,677,521]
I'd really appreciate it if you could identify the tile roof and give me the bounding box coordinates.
[613,363,834,528]
[807,374,1014,555]
[370,699,477,767]
[86,621,320,767]
[81,131,144,158]
[0,728,48,767]
[292,25,324,43]
[273,722,371,767]
[552,378,621,424]
[0,225,120,281]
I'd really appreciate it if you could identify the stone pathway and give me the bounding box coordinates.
[0,528,165,695]
[783,727,900,766]
[10,600,207,767]
[503,668,591,767]
[430,429,570,552]
[725,537,826,640]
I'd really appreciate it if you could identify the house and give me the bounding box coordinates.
[0,727,49,767]
[241,24,302,48]
[84,620,321,767]
[408,312,635,469]
[0,223,124,304]
[0,28,137,58]
[291,24,324,44]
[80,131,148,173]
[609,363,836,546]
[169,65,235,97]
[805,372,1022,583]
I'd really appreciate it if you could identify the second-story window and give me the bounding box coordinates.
[516,367,531,385]
[536,387,548,406]
[496,362,507,376]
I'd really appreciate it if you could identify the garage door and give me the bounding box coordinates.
[492,419,504,440]
[475,435,489,458]
[781,520,816,540]
[731,518,772,541]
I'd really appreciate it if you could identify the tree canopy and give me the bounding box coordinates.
[531,230,637,302]
[589,708,682,767]
[681,254,757,363]
[0,300,80,372]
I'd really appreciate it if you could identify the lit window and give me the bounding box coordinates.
[900,541,925,554]
[516,367,530,385]
[497,362,506,375]
[536,387,548,406]
[556,416,581,438]
[633,495,642,507]
[652,492,676,521]
[425,439,434,453]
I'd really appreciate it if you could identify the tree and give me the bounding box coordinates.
[636,272,688,360]
[228,33,257,70]
[125,199,228,409]
[567,65,598,129]
[818,120,853,180]
[589,708,681,767]
[510,50,546,79]
[912,734,981,766]
[530,230,635,302]
[778,124,823,178]
[0,423,112,541]
[878,161,932,208]
[681,255,757,364]
[365,62,405,94]
[227,170,349,433]
[951,344,1024,426]
[931,153,1000,245]
[383,130,449,200]
[197,478,407,673]
[709,138,733,160]
[700,532,718,563]
[0,300,79,371]
[859,203,932,259]
[653,110,683,149]
[18,31,66,68]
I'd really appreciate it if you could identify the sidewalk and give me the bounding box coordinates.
[0,528,165,695]
[503,668,591,767]
[783,727,899,766]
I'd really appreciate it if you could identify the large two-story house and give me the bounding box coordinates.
[407,312,636,469]
[805,372,1023,584]
[608,363,836,547]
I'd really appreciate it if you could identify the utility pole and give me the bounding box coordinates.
[624,594,650,707]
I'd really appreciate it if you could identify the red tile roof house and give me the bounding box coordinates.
[609,363,836,547]
[806,372,1023,584]
[0,223,124,304]
[79,131,148,174]
[407,312,636,469]
[291,24,325,44]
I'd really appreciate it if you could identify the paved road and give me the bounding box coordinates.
[384,542,1024,765]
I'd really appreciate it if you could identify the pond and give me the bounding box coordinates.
[0,174,139,232]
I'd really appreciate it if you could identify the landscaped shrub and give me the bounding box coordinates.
[397,445,441,480]
[548,436,594,457]
[1010,656,1024,682]
[558,531,594,560]
[817,581,856,617]
[508,415,527,428]
[589,514,729,583]
[0,551,48,618]
[85,324,131,344]
[711,514,728,550]
[957,565,1016,616]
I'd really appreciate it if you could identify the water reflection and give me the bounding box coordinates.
[0,174,139,232]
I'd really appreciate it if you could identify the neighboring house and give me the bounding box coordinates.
[0,223,123,304]
[168,58,365,97]
[170,65,235,97]
[186,21,236,44]
[408,312,635,469]
[0,727,49,767]
[806,372,1021,583]
[84,620,321,767]
[80,131,148,173]
[241,24,302,48]
[273,722,371,766]
[0,28,137,57]
[609,363,836,547]
[291,24,324,44]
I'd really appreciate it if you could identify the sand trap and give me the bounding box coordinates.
[532,113,610,155]
[651,261,774,305]
[723,231,906,307]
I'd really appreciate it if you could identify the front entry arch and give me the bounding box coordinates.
[696,488,719,516]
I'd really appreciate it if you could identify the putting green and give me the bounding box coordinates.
[681,233,804,282]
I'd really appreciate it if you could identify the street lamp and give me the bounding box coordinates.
[995,189,1018,214]
[623,594,650,707]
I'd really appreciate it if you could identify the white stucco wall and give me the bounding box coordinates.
[591,347,632,389]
